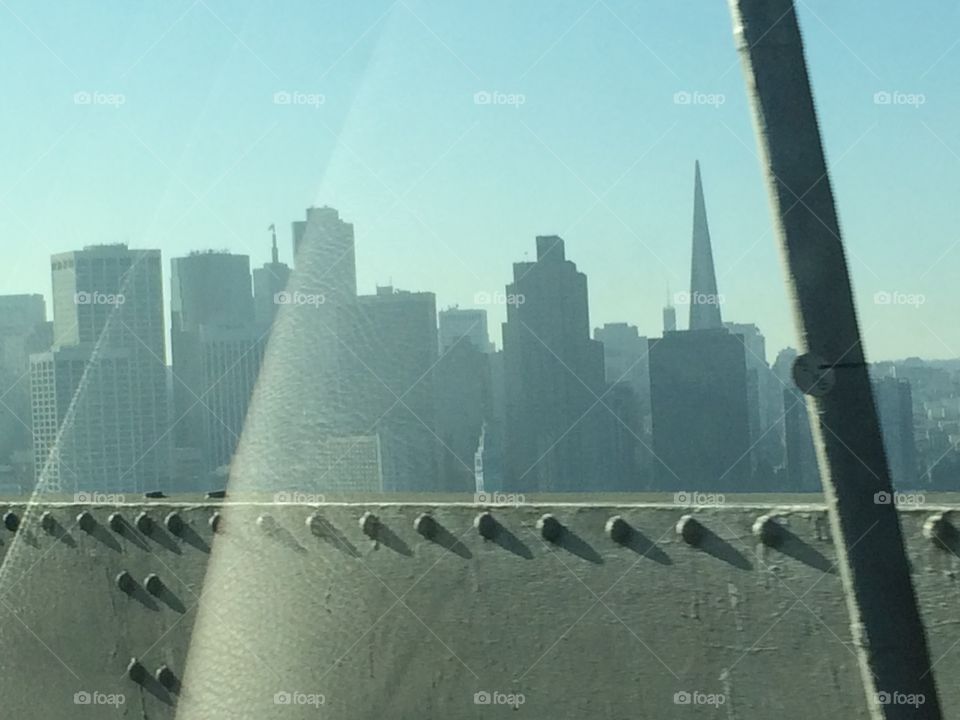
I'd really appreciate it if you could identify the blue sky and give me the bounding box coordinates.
[1,0,959,361]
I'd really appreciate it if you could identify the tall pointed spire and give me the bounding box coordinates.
[688,160,723,330]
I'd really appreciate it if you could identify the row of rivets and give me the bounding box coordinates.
[27,508,959,549]
[127,658,177,689]
[115,571,165,597]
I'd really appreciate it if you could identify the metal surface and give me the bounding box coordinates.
[728,1,942,717]
[0,499,957,718]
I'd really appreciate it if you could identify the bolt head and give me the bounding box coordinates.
[676,515,704,546]
[76,511,96,533]
[537,514,563,543]
[474,511,497,539]
[108,512,125,533]
[414,513,438,539]
[135,512,154,535]
[144,574,164,596]
[40,511,57,533]
[209,512,222,533]
[156,665,177,689]
[924,513,956,549]
[115,571,136,593]
[605,515,632,544]
[359,512,379,538]
[165,511,184,536]
[257,514,275,530]
[752,514,783,547]
[3,511,19,532]
[127,658,146,684]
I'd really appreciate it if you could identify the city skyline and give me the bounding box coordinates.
[2,1,959,361]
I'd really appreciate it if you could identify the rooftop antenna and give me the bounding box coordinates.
[729,1,942,717]
[268,224,279,264]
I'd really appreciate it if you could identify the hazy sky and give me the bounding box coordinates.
[1,0,959,361]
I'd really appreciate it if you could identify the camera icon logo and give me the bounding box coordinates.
[874,491,892,505]
[474,691,492,705]
[74,691,92,705]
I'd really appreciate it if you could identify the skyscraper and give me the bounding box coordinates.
[291,206,356,294]
[253,226,292,330]
[875,376,919,489]
[595,322,652,488]
[502,236,609,492]
[354,286,440,492]
[0,295,51,470]
[32,245,170,492]
[648,165,752,491]
[438,307,494,353]
[170,251,263,481]
[688,160,723,331]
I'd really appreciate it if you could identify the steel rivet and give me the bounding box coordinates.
[676,515,704,546]
[306,513,323,533]
[257,514,275,530]
[115,571,136,593]
[40,511,57,533]
[537,514,563,543]
[209,512,222,533]
[752,514,783,547]
[127,658,147,684]
[923,513,956,549]
[606,515,632,544]
[475,511,497,540]
[165,511,184,536]
[359,512,379,538]
[156,665,177,690]
[414,513,438,539]
[108,512,125,533]
[144,574,164,596]
[135,512,154,535]
[77,511,96,533]
[3,511,19,532]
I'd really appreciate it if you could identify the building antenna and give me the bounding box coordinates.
[268,224,279,264]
